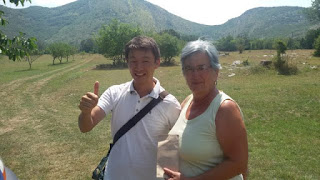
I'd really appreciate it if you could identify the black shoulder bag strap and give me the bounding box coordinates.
[92,91,169,180]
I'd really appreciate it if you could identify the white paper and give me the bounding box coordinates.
[156,134,179,180]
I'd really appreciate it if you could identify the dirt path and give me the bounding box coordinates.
[0,56,94,95]
[0,56,95,135]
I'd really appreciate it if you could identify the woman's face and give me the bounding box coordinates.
[183,51,219,95]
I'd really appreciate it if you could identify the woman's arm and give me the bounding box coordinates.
[202,99,248,180]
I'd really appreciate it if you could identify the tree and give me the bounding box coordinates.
[216,35,237,51]
[36,39,47,54]
[96,19,142,66]
[275,40,287,55]
[303,28,320,49]
[313,35,320,56]
[305,0,320,22]
[263,38,275,49]
[63,43,76,62]
[48,43,65,65]
[287,37,299,50]
[273,40,297,75]
[48,43,76,64]
[235,37,245,54]
[0,0,37,61]
[155,33,180,65]
[250,39,264,50]
[273,40,287,73]
[25,49,40,69]
[80,38,96,53]
[160,29,180,39]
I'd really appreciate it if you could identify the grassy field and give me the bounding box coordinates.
[0,50,319,179]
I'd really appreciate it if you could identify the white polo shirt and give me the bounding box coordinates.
[97,78,181,180]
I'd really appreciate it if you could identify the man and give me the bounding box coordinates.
[78,36,181,180]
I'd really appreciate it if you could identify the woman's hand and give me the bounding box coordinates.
[163,168,189,180]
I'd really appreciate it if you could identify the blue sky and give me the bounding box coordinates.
[0,0,312,25]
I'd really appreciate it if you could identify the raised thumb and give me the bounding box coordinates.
[94,81,99,96]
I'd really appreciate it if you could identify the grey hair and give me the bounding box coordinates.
[180,40,221,70]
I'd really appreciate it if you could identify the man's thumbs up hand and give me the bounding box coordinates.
[94,81,99,96]
[79,81,100,114]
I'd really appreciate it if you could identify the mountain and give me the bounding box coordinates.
[209,6,316,39]
[0,0,317,45]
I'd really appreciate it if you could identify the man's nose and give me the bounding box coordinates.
[135,62,143,70]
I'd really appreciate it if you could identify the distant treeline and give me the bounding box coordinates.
[214,28,320,52]
[44,26,320,55]
[35,20,320,67]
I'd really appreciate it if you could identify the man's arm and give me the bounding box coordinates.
[78,105,105,133]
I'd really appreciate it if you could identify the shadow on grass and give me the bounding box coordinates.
[94,64,128,70]
[14,68,38,72]
[94,62,179,71]
[47,61,73,67]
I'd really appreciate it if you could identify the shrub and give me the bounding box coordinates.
[273,41,298,75]
[242,58,250,66]
[273,55,298,75]
[313,35,320,57]
[249,64,268,74]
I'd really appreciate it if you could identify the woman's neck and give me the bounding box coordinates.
[193,87,219,105]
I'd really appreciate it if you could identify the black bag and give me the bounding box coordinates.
[92,91,168,180]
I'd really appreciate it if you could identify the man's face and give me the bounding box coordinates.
[127,49,160,86]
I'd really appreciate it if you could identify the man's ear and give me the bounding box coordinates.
[155,58,161,67]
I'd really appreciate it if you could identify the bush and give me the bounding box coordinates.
[273,40,298,75]
[248,64,268,74]
[273,55,298,75]
[242,59,250,66]
[313,35,320,57]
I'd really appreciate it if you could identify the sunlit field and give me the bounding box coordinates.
[0,50,319,179]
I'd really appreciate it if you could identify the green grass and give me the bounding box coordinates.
[0,50,319,179]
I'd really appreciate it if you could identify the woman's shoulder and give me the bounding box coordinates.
[218,91,233,101]
[181,94,193,109]
[215,96,243,125]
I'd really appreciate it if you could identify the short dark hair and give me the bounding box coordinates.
[125,36,160,61]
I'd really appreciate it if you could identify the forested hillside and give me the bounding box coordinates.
[0,0,316,45]
[212,6,315,39]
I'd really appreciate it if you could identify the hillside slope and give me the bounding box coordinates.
[0,0,316,44]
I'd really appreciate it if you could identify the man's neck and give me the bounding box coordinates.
[133,79,156,97]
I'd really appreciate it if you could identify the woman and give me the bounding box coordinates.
[164,40,248,180]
